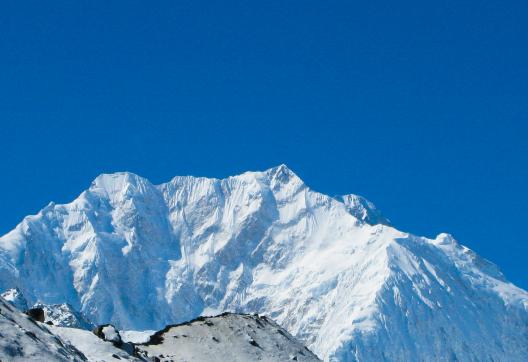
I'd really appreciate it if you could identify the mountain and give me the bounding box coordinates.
[135,313,321,361]
[0,165,527,361]
[0,296,87,361]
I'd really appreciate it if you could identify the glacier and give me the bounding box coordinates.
[0,164,527,361]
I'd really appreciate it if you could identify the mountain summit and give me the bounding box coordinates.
[0,166,527,361]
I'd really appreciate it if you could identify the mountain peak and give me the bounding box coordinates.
[264,164,303,187]
[89,172,156,202]
[91,171,146,188]
[267,163,292,173]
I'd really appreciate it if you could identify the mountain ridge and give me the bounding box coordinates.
[0,165,526,361]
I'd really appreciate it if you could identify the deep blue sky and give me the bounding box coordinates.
[1,1,527,288]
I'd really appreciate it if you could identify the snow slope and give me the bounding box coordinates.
[0,296,86,361]
[49,326,141,362]
[1,165,527,361]
[135,313,320,362]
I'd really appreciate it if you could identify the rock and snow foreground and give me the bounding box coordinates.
[0,296,319,361]
[0,165,527,361]
[0,296,86,361]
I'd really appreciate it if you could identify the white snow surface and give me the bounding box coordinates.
[135,313,320,362]
[121,330,156,344]
[49,325,140,362]
[0,165,527,361]
[0,296,86,361]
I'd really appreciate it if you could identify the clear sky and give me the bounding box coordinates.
[1,1,527,289]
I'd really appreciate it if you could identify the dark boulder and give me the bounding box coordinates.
[25,307,44,322]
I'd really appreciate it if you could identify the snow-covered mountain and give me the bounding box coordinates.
[0,165,527,361]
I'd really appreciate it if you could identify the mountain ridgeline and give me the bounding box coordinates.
[0,165,527,361]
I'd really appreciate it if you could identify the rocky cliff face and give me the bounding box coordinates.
[1,165,527,361]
